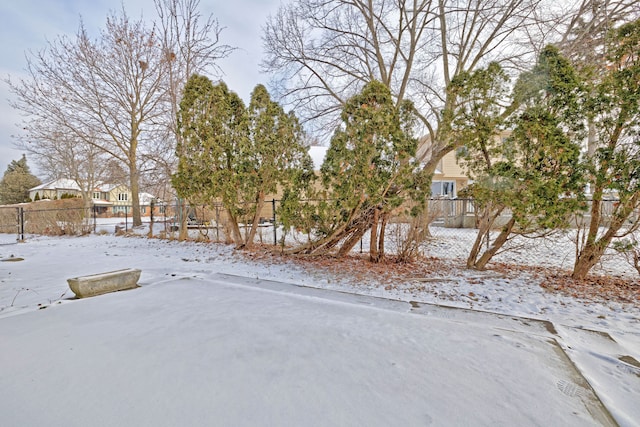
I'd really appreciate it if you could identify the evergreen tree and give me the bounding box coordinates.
[173,75,248,243]
[573,19,640,279]
[288,81,422,262]
[0,155,41,205]
[239,85,312,248]
[456,48,587,270]
[173,77,312,248]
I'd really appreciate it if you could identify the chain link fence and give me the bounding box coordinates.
[1,198,638,277]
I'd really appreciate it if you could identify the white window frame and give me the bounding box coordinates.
[431,180,456,198]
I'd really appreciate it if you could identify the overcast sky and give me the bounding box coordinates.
[0,0,281,178]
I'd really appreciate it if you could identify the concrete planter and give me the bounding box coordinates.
[67,268,141,298]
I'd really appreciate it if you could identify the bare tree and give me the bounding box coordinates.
[155,0,234,239]
[262,0,553,256]
[264,0,640,167]
[551,0,640,162]
[555,0,639,62]
[264,1,553,166]
[16,128,112,207]
[8,7,172,226]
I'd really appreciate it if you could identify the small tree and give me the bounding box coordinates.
[173,77,312,248]
[238,85,312,249]
[156,0,234,240]
[0,155,41,205]
[173,75,247,243]
[572,20,640,279]
[276,154,321,245]
[457,48,586,270]
[286,81,423,262]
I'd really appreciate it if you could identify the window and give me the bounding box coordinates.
[118,193,128,201]
[431,181,456,198]
[92,192,101,200]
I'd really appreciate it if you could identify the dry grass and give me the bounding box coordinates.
[241,244,639,305]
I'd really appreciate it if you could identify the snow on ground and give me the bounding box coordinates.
[0,231,639,426]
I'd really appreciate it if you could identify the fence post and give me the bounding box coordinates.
[18,207,25,241]
[125,206,128,232]
[272,199,277,246]
[93,205,97,233]
[215,204,220,242]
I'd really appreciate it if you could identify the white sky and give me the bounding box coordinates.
[0,0,281,177]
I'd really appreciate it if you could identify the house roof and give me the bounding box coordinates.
[139,193,157,205]
[29,179,132,193]
[29,178,82,192]
[94,183,122,192]
[29,179,160,204]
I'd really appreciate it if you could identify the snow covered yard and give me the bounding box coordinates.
[0,234,639,426]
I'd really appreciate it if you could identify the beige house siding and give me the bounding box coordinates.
[441,151,467,179]
[427,131,511,198]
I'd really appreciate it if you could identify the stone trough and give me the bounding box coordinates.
[67,268,141,298]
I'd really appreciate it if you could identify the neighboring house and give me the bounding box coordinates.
[310,142,468,198]
[29,180,162,217]
[91,183,129,215]
[431,151,467,198]
[416,137,467,198]
[29,179,82,201]
[417,132,511,198]
[91,184,164,217]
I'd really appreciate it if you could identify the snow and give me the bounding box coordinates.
[1,231,639,426]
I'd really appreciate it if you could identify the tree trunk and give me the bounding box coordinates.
[337,227,368,257]
[573,194,638,279]
[243,191,265,249]
[225,208,243,245]
[178,203,189,241]
[369,207,380,262]
[378,211,388,260]
[572,187,604,279]
[472,217,516,270]
[587,121,597,161]
[467,204,503,268]
[129,162,142,227]
[286,223,350,256]
[286,204,376,257]
[572,244,604,280]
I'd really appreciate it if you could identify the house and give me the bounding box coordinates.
[309,142,469,198]
[29,179,82,201]
[417,131,512,198]
[430,150,467,198]
[91,184,164,217]
[28,180,162,217]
